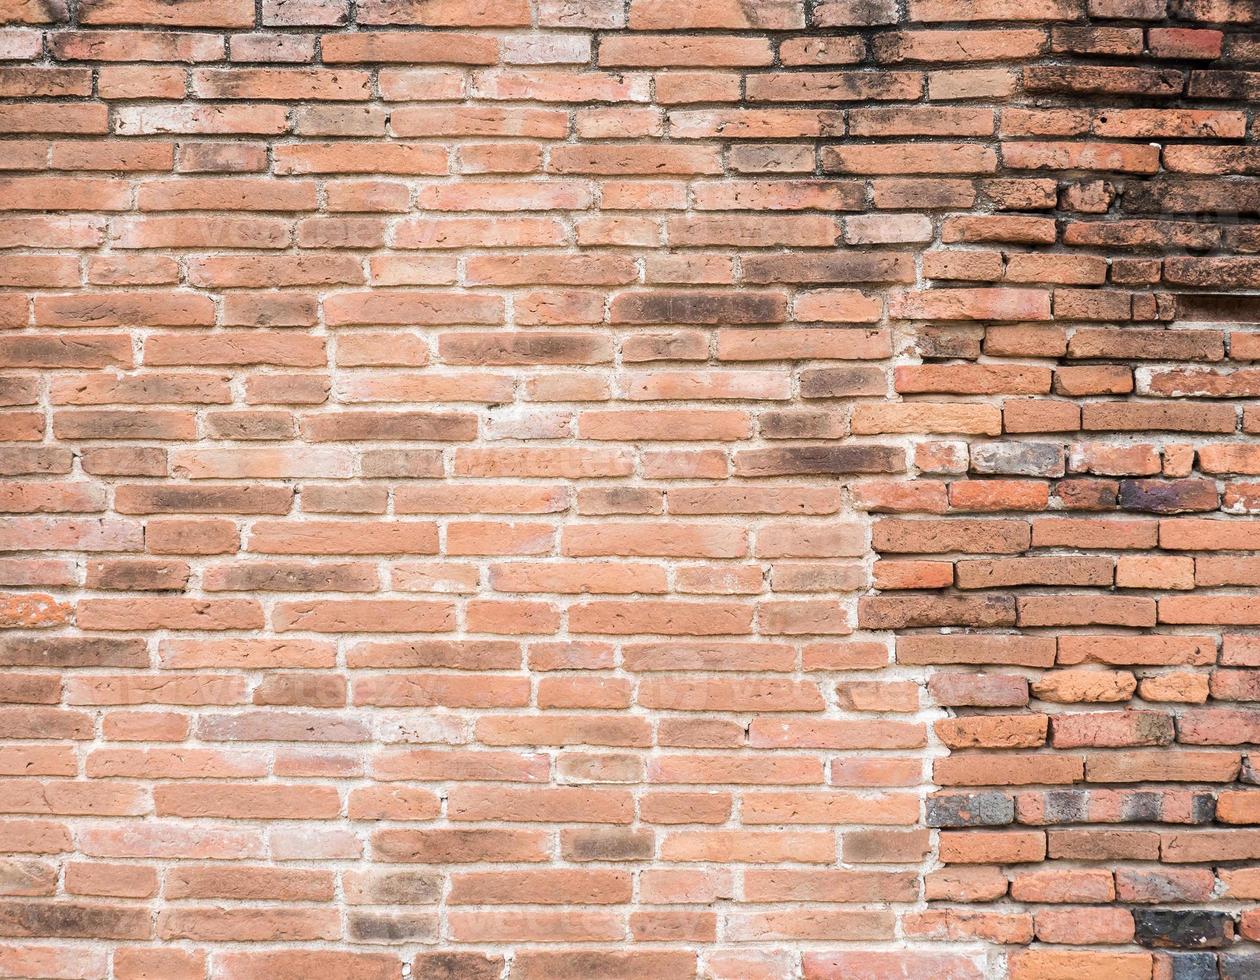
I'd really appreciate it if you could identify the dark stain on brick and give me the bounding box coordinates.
[1190,793,1217,823]
[1054,478,1120,510]
[1041,790,1089,825]
[1120,791,1163,823]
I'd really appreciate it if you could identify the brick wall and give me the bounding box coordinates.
[1,0,1258,976]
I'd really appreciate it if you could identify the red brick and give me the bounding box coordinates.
[0,1,1252,964]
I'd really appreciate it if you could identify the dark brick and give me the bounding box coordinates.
[1164,952,1223,980]
[113,483,294,515]
[1191,793,1217,823]
[205,562,377,593]
[1222,953,1260,980]
[1119,479,1220,514]
[859,594,1017,629]
[926,792,1015,828]
[1024,65,1185,96]
[799,366,887,399]
[1171,0,1260,22]
[0,636,149,668]
[352,871,442,905]
[910,326,982,360]
[1177,294,1260,323]
[1119,791,1164,822]
[1122,180,1260,217]
[440,333,611,366]
[1038,790,1089,825]
[347,911,436,943]
[562,829,653,862]
[735,445,905,476]
[610,290,787,325]
[301,412,478,442]
[87,558,190,592]
[1133,909,1234,949]
[742,252,914,285]
[0,901,150,940]
[1188,70,1260,99]
[412,952,505,980]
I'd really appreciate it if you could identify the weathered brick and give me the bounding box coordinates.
[0,0,1252,964]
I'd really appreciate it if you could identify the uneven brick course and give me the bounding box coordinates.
[2,0,1260,976]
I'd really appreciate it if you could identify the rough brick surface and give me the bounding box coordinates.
[1,0,1259,975]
